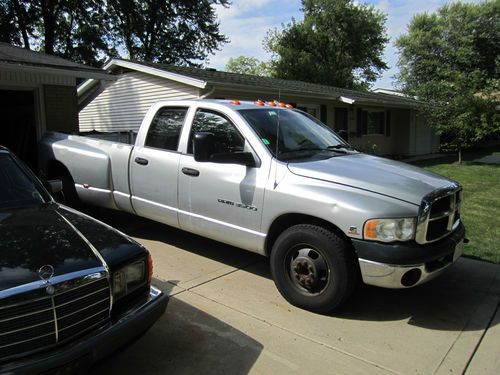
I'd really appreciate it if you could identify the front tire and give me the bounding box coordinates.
[270,224,358,313]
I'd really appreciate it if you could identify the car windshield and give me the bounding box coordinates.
[239,108,356,161]
[0,152,48,210]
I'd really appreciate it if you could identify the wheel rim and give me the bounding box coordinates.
[287,246,330,295]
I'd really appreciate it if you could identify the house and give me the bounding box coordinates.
[0,43,113,169]
[78,59,440,157]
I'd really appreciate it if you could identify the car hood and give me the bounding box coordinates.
[287,153,455,205]
[0,204,102,292]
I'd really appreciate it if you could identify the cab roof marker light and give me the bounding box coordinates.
[255,99,265,106]
[230,100,241,105]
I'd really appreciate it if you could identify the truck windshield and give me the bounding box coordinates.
[0,153,48,210]
[239,108,356,161]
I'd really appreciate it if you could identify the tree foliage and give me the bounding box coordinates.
[107,0,229,65]
[0,0,229,67]
[265,0,388,89]
[396,1,500,161]
[0,0,115,66]
[225,55,273,76]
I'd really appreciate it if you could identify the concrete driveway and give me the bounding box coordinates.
[91,209,500,375]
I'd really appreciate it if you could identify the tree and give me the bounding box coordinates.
[108,0,229,65]
[265,0,388,89]
[0,0,229,67]
[225,56,273,76]
[396,1,500,163]
[0,0,114,66]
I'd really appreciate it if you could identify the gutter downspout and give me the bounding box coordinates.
[199,85,215,99]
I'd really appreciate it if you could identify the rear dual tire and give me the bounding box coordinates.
[270,224,358,313]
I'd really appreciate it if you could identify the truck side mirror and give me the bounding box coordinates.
[193,132,214,162]
[44,179,63,194]
[193,131,258,167]
[337,129,348,141]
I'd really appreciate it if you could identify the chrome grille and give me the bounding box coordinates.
[416,183,462,244]
[0,272,110,362]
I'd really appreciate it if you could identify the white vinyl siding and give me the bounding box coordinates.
[79,72,199,132]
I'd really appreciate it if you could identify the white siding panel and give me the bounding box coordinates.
[79,72,199,132]
[0,70,75,86]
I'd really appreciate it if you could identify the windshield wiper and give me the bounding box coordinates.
[279,148,341,161]
[326,144,356,153]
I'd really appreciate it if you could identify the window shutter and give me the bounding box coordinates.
[386,110,391,136]
[320,105,327,124]
[362,110,368,135]
[356,108,363,137]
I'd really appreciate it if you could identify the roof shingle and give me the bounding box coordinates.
[117,59,422,108]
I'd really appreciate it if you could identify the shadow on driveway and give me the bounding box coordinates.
[88,207,499,333]
[92,293,264,375]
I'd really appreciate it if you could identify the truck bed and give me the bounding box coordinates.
[39,132,134,212]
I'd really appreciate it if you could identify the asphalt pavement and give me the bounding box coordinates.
[90,209,500,375]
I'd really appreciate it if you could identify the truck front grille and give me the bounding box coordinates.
[416,183,462,244]
[0,272,110,363]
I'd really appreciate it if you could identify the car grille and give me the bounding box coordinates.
[0,273,111,362]
[416,184,462,244]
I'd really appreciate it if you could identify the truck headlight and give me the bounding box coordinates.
[113,260,146,298]
[364,218,415,242]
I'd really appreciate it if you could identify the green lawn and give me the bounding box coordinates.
[416,159,500,264]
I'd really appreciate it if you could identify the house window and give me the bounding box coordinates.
[297,103,329,125]
[366,111,385,135]
[357,109,391,136]
[297,104,320,120]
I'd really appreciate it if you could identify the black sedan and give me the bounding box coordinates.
[0,146,168,374]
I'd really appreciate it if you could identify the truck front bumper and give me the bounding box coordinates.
[1,286,168,375]
[352,222,465,289]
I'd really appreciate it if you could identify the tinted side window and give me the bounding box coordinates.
[188,110,244,154]
[145,107,187,151]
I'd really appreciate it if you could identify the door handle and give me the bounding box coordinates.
[135,157,149,166]
[182,167,200,177]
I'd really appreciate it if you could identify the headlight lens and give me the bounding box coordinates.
[125,261,145,283]
[113,260,145,297]
[364,218,415,242]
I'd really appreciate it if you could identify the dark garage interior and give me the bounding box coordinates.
[0,89,37,170]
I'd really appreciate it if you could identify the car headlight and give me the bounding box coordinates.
[113,260,146,297]
[364,218,415,242]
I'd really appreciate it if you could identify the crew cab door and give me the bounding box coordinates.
[178,108,268,252]
[130,106,188,227]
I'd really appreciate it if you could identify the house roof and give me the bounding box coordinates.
[81,58,424,108]
[0,43,114,80]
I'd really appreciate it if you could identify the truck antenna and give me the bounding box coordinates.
[274,89,281,189]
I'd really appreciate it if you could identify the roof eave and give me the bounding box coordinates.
[105,59,207,89]
[0,62,115,81]
[210,81,341,100]
[211,82,420,108]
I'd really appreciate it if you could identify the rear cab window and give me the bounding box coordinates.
[145,107,188,151]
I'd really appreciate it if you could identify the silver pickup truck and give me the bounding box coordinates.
[39,99,466,312]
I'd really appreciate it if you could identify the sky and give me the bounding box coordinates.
[209,0,482,89]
